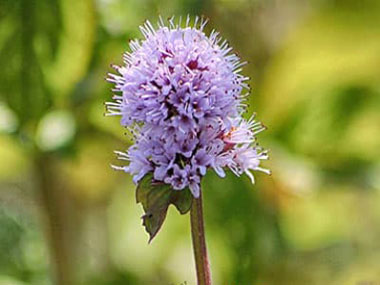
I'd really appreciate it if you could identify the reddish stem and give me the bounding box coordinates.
[190,190,212,285]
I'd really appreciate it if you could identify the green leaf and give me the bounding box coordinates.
[136,174,193,242]
[170,188,193,214]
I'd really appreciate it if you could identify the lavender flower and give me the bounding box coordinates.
[107,16,269,198]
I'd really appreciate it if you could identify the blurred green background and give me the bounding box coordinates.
[1,0,380,284]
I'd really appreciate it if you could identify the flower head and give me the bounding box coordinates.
[107,16,269,197]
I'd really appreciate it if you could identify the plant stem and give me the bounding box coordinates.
[190,190,212,285]
[35,154,74,285]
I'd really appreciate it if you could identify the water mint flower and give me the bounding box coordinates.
[107,16,269,198]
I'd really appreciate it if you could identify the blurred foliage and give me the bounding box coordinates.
[0,0,379,284]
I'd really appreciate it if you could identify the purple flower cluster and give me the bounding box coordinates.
[107,16,269,198]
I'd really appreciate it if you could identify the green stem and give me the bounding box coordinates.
[190,190,212,285]
[35,154,74,285]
